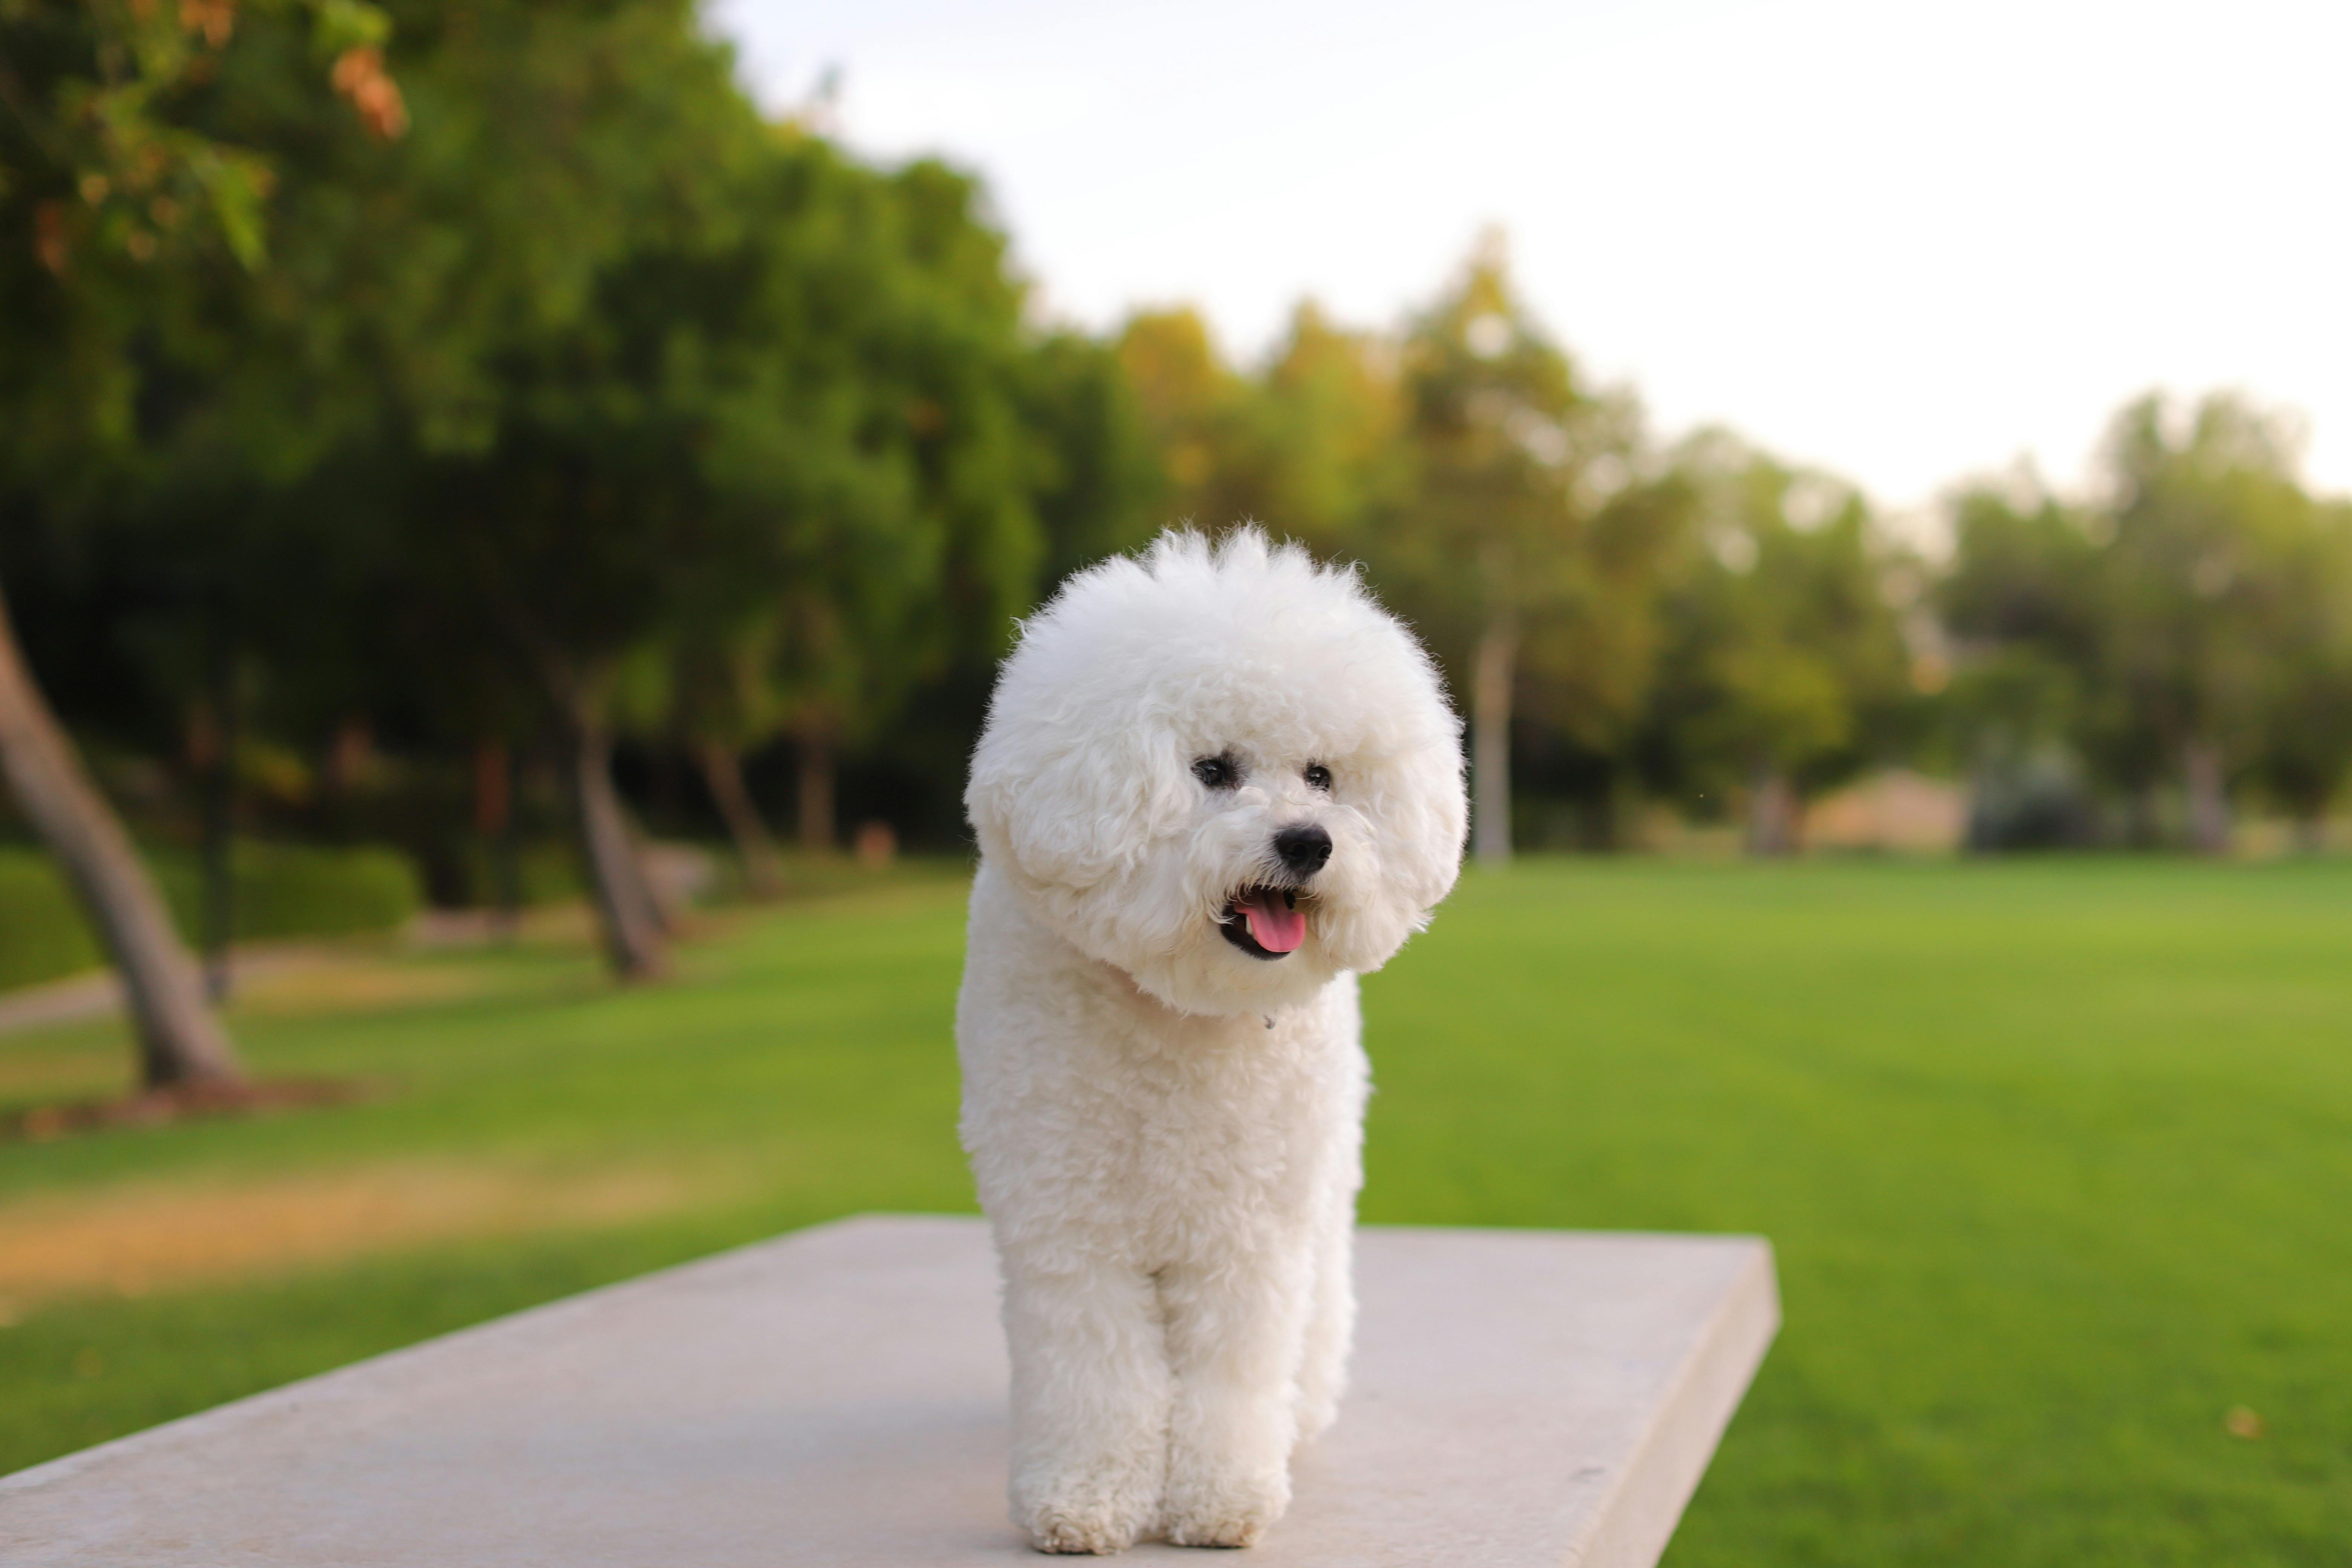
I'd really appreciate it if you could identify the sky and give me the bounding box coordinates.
[710,0,2352,519]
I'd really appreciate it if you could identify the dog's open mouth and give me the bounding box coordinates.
[1220,885,1308,960]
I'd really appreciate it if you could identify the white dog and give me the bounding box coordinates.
[958,528,1465,1553]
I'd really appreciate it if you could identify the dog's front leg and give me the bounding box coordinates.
[1002,1251,1171,1554]
[1291,1198,1356,1445]
[1158,1248,1314,1548]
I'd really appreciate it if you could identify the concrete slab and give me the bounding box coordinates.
[0,1215,1778,1567]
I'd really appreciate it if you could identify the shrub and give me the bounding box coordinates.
[0,843,426,991]
[0,852,103,991]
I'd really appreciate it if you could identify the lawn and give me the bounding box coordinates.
[2,857,2347,1566]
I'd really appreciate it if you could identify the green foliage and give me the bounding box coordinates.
[155,840,421,943]
[0,0,409,495]
[1,0,1152,977]
[5,863,2349,1565]
[1387,240,1598,611]
[2240,503,2352,822]
[1374,238,1677,743]
[1107,298,1415,560]
[1092,265,2352,851]
[1112,307,1265,532]
[1254,305,1410,554]
[452,841,583,911]
[0,842,421,989]
[5,0,2348,899]
[1943,394,2352,840]
[0,851,103,990]
[1942,480,2105,660]
[0,0,396,275]
[1642,435,1916,804]
[1022,330,1167,591]
[634,142,1081,858]
[1100,242,1932,848]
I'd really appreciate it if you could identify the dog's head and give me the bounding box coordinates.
[967,528,1465,1015]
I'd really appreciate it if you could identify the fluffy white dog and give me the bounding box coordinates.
[958,528,1466,1553]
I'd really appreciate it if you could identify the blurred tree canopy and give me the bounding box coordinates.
[1943,394,2352,851]
[1375,242,1667,863]
[1091,265,2350,862]
[7,0,2352,1047]
[1638,436,1915,854]
[1,0,1152,991]
[0,0,420,1090]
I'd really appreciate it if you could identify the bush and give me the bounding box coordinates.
[455,841,586,910]
[0,852,103,991]
[153,844,426,943]
[0,842,426,992]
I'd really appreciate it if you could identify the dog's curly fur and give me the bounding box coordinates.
[958,528,1466,1553]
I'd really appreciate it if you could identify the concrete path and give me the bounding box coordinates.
[0,947,343,1037]
[0,968,126,1035]
[0,910,568,1038]
[0,1214,1778,1566]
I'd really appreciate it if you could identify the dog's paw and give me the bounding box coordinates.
[1162,1461,1289,1550]
[1013,1463,1157,1556]
[1025,1505,1139,1556]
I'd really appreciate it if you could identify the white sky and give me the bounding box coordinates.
[710,0,2352,517]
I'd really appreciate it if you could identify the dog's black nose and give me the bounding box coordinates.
[1274,824,1333,877]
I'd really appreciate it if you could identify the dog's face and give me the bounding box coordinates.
[968,529,1466,1016]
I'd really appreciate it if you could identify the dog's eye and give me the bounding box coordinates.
[1303,763,1332,792]
[1192,753,1239,790]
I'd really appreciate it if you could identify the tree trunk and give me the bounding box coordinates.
[0,579,245,1089]
[796,722,837,853]
[1471,618,1517,866]
[697,739,784,899]
[474,738,521,936]
[565,712,668,980]
[2183,740,2230,855]
[2125,781,2161,848]
[199,637,236,1002]
[625,798,682,936]
[1584,779,1624,853]
[1746,762,1798,856]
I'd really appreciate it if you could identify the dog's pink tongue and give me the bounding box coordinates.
[1242,892,1307,954]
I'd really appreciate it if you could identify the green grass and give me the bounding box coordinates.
[2,857,2348,1565]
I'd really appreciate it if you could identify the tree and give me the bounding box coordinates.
[9,0,1085,995]
[1113,307,1269,531]
[1938,473,2109,848]
[1377,237,1660,863]
[2241,499,2352,844]
[2095,393,2325,853]
[1254,303,1410,559]
[1106,299,1404,581]
[14,0,812,981]
[1940,404,2350,854]
[1102,250,1688,860]
[666,154,1050,862]
[661,624,789,897]
[831,324,1163,850]
[1642,435,1912,854]
[0,0,404,1090]
[1023,329,1167,588]
[793,156,1045,851]
[343,9,978,968]
[390,86,803,972]
[0,585,242,1086]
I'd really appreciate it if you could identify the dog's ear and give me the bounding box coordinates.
[1365,731,1469,917]
[966,711,1189,891]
